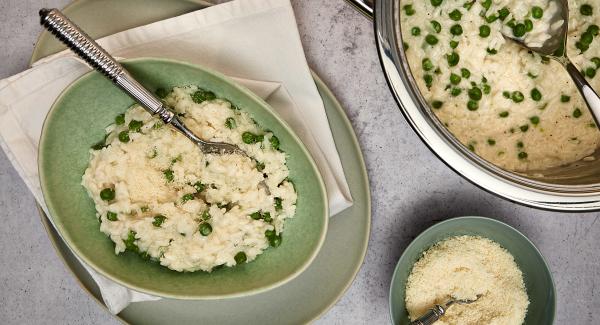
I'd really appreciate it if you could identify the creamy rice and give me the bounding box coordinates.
[401,0,600,171]
[82,86,297,272]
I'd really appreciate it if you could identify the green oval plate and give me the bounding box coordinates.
[39,57,328,299]
[389,216,555,325]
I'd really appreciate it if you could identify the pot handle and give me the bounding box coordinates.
[344,0,374,19]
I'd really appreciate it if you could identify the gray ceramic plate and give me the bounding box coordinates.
[32,0,371,323]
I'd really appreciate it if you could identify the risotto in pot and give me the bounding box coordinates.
[401,0,600,171]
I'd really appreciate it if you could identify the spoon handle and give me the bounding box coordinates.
[38,8,175,124]
[409,304,446,325]
[565,60,600,126]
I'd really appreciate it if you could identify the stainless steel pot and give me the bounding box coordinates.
[346,0,600,211]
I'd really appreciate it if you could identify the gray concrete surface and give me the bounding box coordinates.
[0,0,598,324]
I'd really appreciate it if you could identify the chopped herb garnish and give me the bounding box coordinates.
[274,197,283,211]
[163,169,174,182]
[153,215,166,227]
[182,193,194,203]
[561,95,571,102]
[191,89,216,104]
[573,108,583,118]
[225,117,236,129]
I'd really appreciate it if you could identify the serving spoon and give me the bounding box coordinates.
[39,8,246,156]
[409,295,481,325]
[501,0,600,126]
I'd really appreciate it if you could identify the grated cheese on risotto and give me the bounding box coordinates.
[81,86,297,272]
[405,235,529,325]
[401,0,600,171]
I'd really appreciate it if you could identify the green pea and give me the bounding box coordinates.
[424,74,433,88]
[524,19,533,32]
[487,48,498,55]
[199,223,212,236]
[576,41,590,53]
[479,25,491,38]
[561,95,571,102]
[234,252,247,264]
[481,0,492,10]
[586,67,597,78]
[450,73,462,85]
[242,132,257,144]
[517,141,524,148]
[450,40,459,49]
[468,87,482,101]
[430,0,443,7]
[499,111,509,118]
[518,152,528,160]
[581,32,594,46]
[463,1,474,10]
[124,230,139,253]
[581,4,593,16]
[201,210,211,220]
[425,34,439,45]
[530,116,540,125]
[467,100,479,111]
[163,169,174,182]
[520,125,529,132]
[592,57,600,68]
[118,131,130,143]
[141,206,150,213]
[432,101,444,109]
[449,9,462,21]
[450,24,463,36]
[182,193,194,203]
[403,4,416,16]
[431,20,442,33]
[483,84,491,95]
[532,6,544,19]
[268,136,280,150]
[274,197,283,211]
[588,24,600,36]
[513,24,527,37]
[573,108,583,118]
[461,68,471,79]
[191,89,216,103]
[468,144,475,152]
[106,212,118,221]
[250,212,262,220]
[262,212,273,223]
[512,91,525,103]
[153,215,166,227]
[115,114,125,125]
[100,188,115,201]
[403,42,409,50]
[422,58,434,71]
[225,117,236,129]
[447,52,460,67]
[498,7,510,21]
[411,27,421,36]
[531,88,542,101]
[451,88,462,97]
[265,229,276,238]
[128,120,143,132]
[487,139,496,146]
[503,91,511,98]
[269,235,282,248]
[155,88,168,99]
[486,15,499,24]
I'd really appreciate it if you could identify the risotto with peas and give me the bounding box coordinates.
[401,0,600,171]
[81,86,297,272]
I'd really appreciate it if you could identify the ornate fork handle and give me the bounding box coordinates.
[409,304,446,325]
[39,8,174,124]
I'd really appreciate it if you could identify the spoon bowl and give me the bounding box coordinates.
[501,0,600,126]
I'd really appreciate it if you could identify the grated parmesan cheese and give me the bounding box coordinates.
[405,236,529,325]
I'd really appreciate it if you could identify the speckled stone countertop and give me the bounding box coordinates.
[1,0,599,324]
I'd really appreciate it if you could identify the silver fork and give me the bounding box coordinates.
[39,8,246,156]
[501,0,600,126]
[409,295,481,325]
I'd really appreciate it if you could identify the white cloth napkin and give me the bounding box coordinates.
[0,0,353,314]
